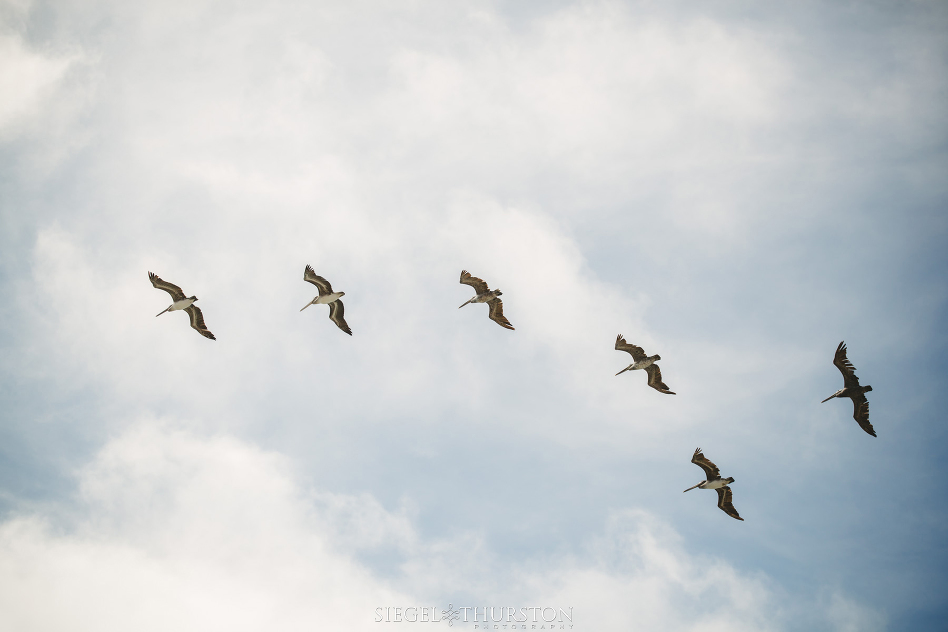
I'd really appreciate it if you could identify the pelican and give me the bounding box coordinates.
[149,271,215,340]
[821,341,874,436]
[300,265,351,335]
[683,448,743,521]
[458,270,514,330]
[614,334,674,394]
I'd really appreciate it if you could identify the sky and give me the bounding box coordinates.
[1,0,947,630]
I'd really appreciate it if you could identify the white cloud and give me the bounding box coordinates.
[0,3,91,174]
[0,424,411,632]
[0,425,880,631]
[0,33,77,136]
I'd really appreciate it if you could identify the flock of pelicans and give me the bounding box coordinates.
[149,266,876,522]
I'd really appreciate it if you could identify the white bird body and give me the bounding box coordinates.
[460,291,500,307]
[697,478,731,490]
[620,356,658,373]
[302,291,344,309]
[162,297,197,314]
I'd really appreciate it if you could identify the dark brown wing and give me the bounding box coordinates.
[615,334,647,362]
[149,272,186,302]
[691,448,720,481]
[645,364,675,394]
[716,486,743,521]
[460,270,490,295]
[328,300,352,335]
[487,298,514,330]
[304,265,333,296]
[851,394,875,437]
[833,341,862,390]
[184,305,215,340]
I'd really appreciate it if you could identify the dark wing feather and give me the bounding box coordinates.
[487,298,515,330]
[460,270,490,295]
[304,265,334,296]
[833,341,862,389]
[328,300,352,335]
[716,486,743,521]
[149,272,186,302]
[615,334,647,362]
[691,448,720,481]
[645,364,675,394]
[851,394,875,437]
[184,305,215,340]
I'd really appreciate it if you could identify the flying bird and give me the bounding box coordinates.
[300,265,351,335]
[458,270,514,330]
[683,448,743,521]
[821,341,874,436]
[149,271,215,340]
[614,334,674,394]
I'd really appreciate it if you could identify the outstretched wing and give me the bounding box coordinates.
[184,304,216,340]
[833,341,862,389]
[328,300,352,335]
[691,448,720,481]
[615,334,647,362]
[487,298,515,330]
[851,394,875,437]
[304,265,334,296]
[149,272,186,302]
[645,364,675,394]
[460,270,490,295]
[716,486,743,521]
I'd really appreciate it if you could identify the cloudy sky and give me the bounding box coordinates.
[1,0,946,629]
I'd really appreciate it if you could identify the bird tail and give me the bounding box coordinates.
[864,385,873,393]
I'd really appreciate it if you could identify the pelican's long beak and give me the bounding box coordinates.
[459,298,474,309]
[615,366,631,376]
[155,306,171,317]
[300,300,314,312]
[683,483,701,493]
[820,393,836,403]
